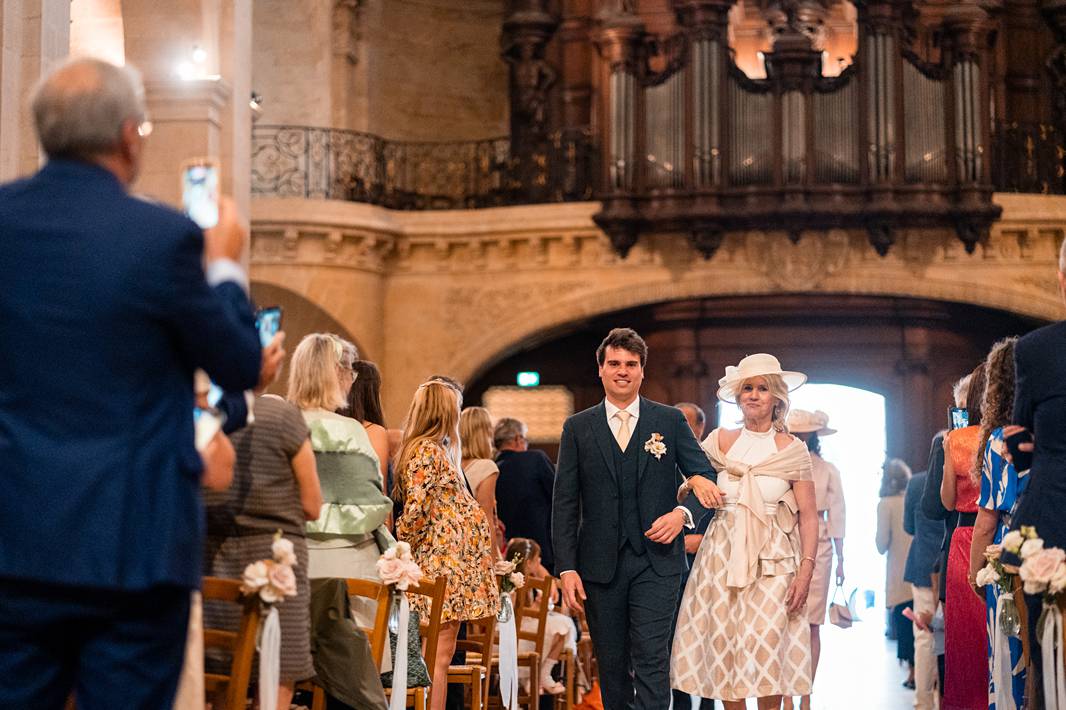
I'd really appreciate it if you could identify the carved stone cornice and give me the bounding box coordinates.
[594,11,646,75]
[941,2,999,64]
[674,0,736,41]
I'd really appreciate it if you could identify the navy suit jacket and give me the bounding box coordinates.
[495,448,556,573]
[552,397,713,583]
[0,160,262,591]
[1010,321,1066,548]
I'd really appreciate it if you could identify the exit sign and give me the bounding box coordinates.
[516,371,540,387]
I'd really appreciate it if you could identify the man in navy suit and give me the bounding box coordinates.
[494,417,556,574]
[552,329,722,710]
[0,58,279,709]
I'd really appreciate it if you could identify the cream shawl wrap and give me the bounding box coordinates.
[702,429,813,589]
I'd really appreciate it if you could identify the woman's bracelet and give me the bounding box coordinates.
[800,555,816,566]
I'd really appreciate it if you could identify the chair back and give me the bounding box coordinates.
[403,575,449,680]
[202,577,262,710]
[346,577,393,668]
[515,575,553,653]
[458,613,497,659]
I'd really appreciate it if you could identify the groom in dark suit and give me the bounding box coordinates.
[553,328,722,710]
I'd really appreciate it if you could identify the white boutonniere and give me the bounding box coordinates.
[644,432,667,460]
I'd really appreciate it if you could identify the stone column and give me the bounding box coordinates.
[122,0,252,221]
[0,0,70,181]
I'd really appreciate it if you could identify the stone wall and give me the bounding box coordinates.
[249,194,1066,428]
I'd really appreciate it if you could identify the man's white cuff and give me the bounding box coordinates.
[206,258,249,294]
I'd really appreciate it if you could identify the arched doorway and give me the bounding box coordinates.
[465,293,1041,469]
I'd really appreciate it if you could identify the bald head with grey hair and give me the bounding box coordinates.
[32,58,147,181]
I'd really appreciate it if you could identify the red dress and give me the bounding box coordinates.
[943,426,986,710]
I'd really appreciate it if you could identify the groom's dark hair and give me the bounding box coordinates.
[596,328,648,367]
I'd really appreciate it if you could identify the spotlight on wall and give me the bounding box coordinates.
[250,91,264,121]
[175,45,213,81]
[175,61,195,81]
[192,45,208,65]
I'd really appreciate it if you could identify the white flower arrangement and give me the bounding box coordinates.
[495,558,526,592]
[376,541,424,591]
[240,531,298,604]
[990,526,1066,598]
[644,432,667,460]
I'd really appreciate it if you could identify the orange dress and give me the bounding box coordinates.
[943,425,985,710]
[397,440,500,623]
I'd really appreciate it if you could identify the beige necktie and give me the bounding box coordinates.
[614,410,632,450]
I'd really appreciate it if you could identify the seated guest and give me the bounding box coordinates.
[287,334,393,588]
[507,538,574,696]
[461,406,502,551]
[203,370,323,710]
[494,417,556,573]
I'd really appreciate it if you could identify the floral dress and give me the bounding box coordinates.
[980,427,1029,710]
[397,440,500,623]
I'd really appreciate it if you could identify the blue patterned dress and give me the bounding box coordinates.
[979,427,1029,709]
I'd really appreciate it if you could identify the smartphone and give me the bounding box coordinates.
[1005,429,1035,472]
[949,407,969,430]
[255,306,283,348]
[181,158,220,229]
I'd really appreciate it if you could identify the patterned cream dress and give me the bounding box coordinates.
[671,427,812,701]
[397,440,500,623]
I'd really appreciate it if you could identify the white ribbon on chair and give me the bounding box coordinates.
[498,595,519,710]
[993,595,1017,710]
[258,606,281,710]
[1043,603,1066,710]
[389,592,411,710]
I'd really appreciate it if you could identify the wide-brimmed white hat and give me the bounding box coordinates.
[787,409,837,436]
[717,353,806,403]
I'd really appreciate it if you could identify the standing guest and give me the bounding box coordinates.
[903,466,946,710]
[877,459,915,687]
[494,417,557,574]
[967,338,1025,710]
[785,409,845,710]
[0,58,274,709]
[673,353,817,710]
[347,360,393,495]
[1005,237,1066,691]
[460,407,502,552]
[203,390,323,710]
[671,402,716,710]
[395,381,500,710]
[287,334,392,586]
[554,329,717,710]
[940,363,988,710]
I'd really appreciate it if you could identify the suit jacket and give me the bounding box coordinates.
[552,396,713,583]
[1010,321,1066,547]
[903,472,944,588]
[0,159,262,591]
[495,448,556,573]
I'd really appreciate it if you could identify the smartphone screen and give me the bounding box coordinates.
[949,407,969,430]
[254,306,282,348]
[181,161,219,229]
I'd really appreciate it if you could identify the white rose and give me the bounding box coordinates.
[1051,564,1066,595]
[1020,547,1066,595]
[975,565,999,587]
[1002,530,1025,554]
[272,537,297,567]
[240,560,269,594]
[394,541,413,561]
[510,572,525,589]
[494,560,516,575]
[1021,538,1045,560]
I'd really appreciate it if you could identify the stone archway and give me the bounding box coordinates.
[463,293,1040,469]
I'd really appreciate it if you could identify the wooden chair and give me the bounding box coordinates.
[202,577,262,710]
[384,575,448,710]
[447,614,496,710]
[299,577,393,710]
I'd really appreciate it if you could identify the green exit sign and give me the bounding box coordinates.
[516,371,540,387]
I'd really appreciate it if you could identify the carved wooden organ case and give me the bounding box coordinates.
[520,0,1005,258]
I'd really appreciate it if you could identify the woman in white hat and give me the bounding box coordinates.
[671,354,818,710]
[782,410,845,710]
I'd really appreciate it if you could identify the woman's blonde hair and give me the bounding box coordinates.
[739,374,791,432]
[287,333,346,411]
[974,337,1018,482]
[460,406,494,460]
[393,381,461,504]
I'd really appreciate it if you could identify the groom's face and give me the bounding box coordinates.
[599,346,644,404]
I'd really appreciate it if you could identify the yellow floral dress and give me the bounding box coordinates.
[397,439,500,622]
